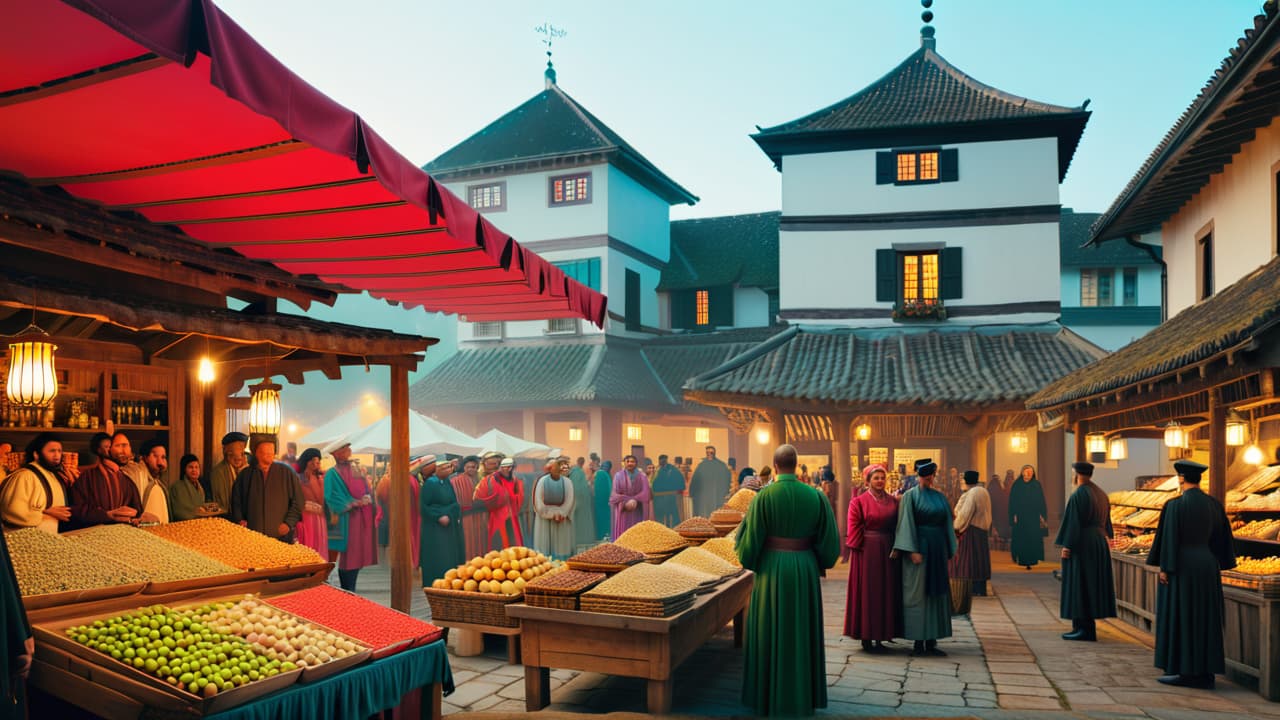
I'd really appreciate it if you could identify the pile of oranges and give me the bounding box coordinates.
[428,546,560,595]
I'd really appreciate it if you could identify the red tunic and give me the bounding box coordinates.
[844,490,903,641]
[474,472,523,548]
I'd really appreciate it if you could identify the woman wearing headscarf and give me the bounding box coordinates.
[844,464,901,652]
[294,448,328,560]
[1008,464,1048,569]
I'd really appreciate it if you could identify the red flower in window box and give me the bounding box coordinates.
[892,300,946,321]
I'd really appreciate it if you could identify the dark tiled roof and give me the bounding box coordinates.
[1059,209,1161,267]
[684,325,1105,409]
[658,212,780,291]
[1028,254,1280,409]
[752,45,1089,179]
[422,83,697,206]
[1089,7,1280,243]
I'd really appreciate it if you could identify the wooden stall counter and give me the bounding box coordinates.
[506,570,753,714]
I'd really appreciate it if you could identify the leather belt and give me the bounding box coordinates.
[765,536,813,552]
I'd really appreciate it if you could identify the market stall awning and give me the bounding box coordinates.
[0,0,607,326]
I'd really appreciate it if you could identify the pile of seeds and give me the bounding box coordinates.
[584,562,703,600]
[271,585,442,653]
[667,546,740,580]
[525,569,606,596]
[7,527,147,596]
[613,521,687,554]
[146,519,324,570]
[67,525,239,583]
[699,537,743,568]
[725,489,757,512]
[674,516,717,537]
[567,543,644,572]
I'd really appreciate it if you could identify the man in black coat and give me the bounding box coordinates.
[1146,459,1236,689]
[1056,461,1116,641]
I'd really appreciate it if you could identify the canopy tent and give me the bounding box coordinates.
[0,0,607,326]
[296,406,368,448]
[474,428,553,459]
[331,410,483,458]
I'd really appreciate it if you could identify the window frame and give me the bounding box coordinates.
[695,289,710,326]
[471,321,504,341]
[466,181,507,212]
[894,148,942,185]
[548,172,592,207]
[553,257,601,291]
[899,250,941,305]
[1079,268,1114,308]
[1122,267,1138,307]
[545,317,580,335]
[1198,229,1214,301]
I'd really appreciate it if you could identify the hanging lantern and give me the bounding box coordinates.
[247,379,282,435]
[1086,432,1108,455]
[1108,436,1128,461]
[1244,444,1265,465]
[197,356,216,385]
[755,427,770,445]
[1010,431,1029,454]
[855,423,872,441]
[1225,410,1249,447]
[1163,421,1186,449]
[6,324,58,407]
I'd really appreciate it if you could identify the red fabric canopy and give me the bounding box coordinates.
[0,0,607,326]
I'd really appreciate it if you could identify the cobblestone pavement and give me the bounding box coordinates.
[352,551,1280,717]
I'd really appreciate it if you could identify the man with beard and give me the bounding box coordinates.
[210,432,249,515]
[475,456,524,550]
[71,431,146,528]
[449,456,487,560]
[135,438,170,524]
[231,436,304,544]
[0,433,71,534]
[691,445,731,519]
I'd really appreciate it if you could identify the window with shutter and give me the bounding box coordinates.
[940,246,962,299]
[878,147,958,185]
[625,270,641,331]
[875,249,897,302]
[709,287,734,327]
[671,291,696,330]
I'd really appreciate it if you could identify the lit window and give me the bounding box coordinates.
[550,172,591,206]
[568,427,583,442]
[896,153,916,182]
[896,151,939,183]
[901,252,939,303]
[695,290,710,325]
[919,151,939,180]
[1080,269,1113,307]
[695,427,710,444]
[467,182,505,211]
[626,425,642,441]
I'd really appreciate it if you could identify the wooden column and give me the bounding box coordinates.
[770,411,786,449]
[1209,392,1227,503]
[1039,426,1067,533]
[389,365,412,613]
[970,417,989,482]
[831,414,854,548]
[1072,420,1086,462]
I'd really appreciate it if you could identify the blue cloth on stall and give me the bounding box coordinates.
[210,641,453,720]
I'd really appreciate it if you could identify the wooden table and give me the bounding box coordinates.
[506,571,753,714]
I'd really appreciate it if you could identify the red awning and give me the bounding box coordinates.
[0,0,607,326]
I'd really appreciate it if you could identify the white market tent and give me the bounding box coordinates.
[334,410,483,457]
[296,406,366,448]
[474,428,552,458]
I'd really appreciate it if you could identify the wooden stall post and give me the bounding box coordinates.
[390,365,412,613]
[1209,392,1227,503]
[831,414,853,549]
[771,411,786,450]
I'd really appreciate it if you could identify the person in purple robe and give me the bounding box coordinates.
[324,441,378,591]
[610,455,652,537]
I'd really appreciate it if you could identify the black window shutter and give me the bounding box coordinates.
[625,270,641,331]
[940,148,959,182]
[875,151,895,185]
[671,291,694,330]
[940,247,963,299]
[709,286,734,327]
[875,249,897,302]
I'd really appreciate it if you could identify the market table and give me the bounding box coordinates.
[432,619,522,665]
[505,570,752,713]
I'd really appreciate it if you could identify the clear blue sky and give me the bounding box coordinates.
[216,0,1264,218]
[214,0,1264,431]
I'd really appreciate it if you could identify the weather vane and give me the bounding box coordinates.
[535,22,567,73]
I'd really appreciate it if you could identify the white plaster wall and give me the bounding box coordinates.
[779,221,1060,324]
[606,247,662,334]
[606,166,671,263]
[457,246,608,342]
[781,138,1060,216]
[1163,118,1280,316]
[441,164,609,243]
[733,287,771,328]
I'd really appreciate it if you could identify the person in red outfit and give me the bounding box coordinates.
[474,456,524,550]
[844,464,903,653]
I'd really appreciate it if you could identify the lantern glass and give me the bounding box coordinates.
[6,331,58,407]
[855,423,871,441]
[1108,436,1128,461]
[1010,431,1029,454]
[695,427,710,444]
[1163,422,1185,449]
[1225,411,1248,447]
[197,356,215,385]
[248,381,282,435]
[1086,432,1107,455]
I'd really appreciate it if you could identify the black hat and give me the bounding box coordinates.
[963,470,980,485]
[914,458,937,477]
[249,433,276,452]
[221,432,249,446]
[1072,461,1095,477]
[1174,460,1208,483]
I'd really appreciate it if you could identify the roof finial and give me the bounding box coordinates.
[920,0,936,50]
[536,22,567,89]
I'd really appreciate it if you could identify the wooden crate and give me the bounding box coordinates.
[1110,552,1157,633]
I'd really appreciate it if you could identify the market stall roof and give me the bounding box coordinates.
[473,428,552,459]
[1027,254,1280,411]
[331,410,482,457]
[0,0,607,327]
[685,325,1106,413]
[296,407,368,448]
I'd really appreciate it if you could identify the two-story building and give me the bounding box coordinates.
[684,24,1107,531]
[1058,209,1163,352]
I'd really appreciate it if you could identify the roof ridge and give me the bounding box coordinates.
[638,347,677,405]
[922,48,1083,115]
[548,84,619,152]
[686,325,800,387]
[757,48,929,135]
[575,343,608,401]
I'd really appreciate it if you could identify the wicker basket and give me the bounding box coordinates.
[422,586,523,627]
[525,593,581,611]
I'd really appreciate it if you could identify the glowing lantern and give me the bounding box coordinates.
[248,379,282,435]
[197,356,216,385]
[1225,410,1249,447]
[1086,432,1107,455]
[1163,421,1186,449]
[1010,431,1029,454]
[1107,436,1128,461]
[855,423,872,441]
[6,324,57,407]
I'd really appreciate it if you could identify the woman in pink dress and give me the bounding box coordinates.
[844,464,903,652]
[294,448,328,560]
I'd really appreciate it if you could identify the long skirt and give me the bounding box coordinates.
[296,510,329,561]
[843,530,902,641]
[949,527,991,581]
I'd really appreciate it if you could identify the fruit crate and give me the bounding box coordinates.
[1222,570,1280,599]
[422,586,522,627]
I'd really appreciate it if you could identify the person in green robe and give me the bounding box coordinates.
[0,528,32,718]
[1008,463,1047,569]
[568,457,595,550]
[592,458,613,540]
[692,446,732,518]
[1147,460,1236,689]
[892,458,958,656]
[1056,461,1116,641]
[651,454,685,527]
[419,460,465,586]
[735,444,840,717]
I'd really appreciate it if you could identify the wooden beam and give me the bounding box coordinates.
[1209,393,1227,504]
[389,366,412,613]
[829,414,854,551]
